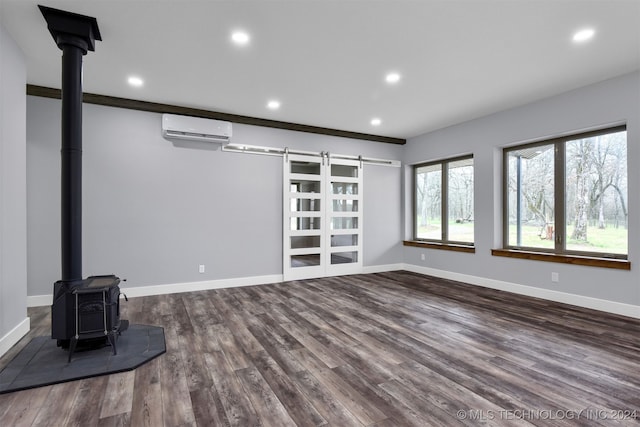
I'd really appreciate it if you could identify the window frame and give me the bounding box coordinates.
[502,124,628,260]
[413,154,474,246]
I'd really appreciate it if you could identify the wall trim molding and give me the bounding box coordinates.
[28,264,639,319]
[26,84,406,145]
[27,294,53,307]
[28,274,285,306]
[26,266,406,307]
[0,317,31,358]
[363,263,405,274]
[121,274,285,298]
[402,263,640,319]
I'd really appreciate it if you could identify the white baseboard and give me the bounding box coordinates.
[402,263,640,319]
[26,265,404,307]
[27,274,285,306]
[0,317,30,358]
[121,274,284,298]
[27,294,52,307]
[363,263,404,274]
[27,264,639,319]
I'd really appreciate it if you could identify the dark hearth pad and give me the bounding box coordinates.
[0,324,165,394]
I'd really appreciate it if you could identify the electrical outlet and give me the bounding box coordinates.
[551,272,559,283]
[421,253,426,261]
[199,264,205,274]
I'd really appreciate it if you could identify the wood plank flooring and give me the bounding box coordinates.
[1,271,639,426]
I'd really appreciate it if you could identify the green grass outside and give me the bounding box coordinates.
[418,221,627,254]
[417,221,474,242]
[508,224,627,254]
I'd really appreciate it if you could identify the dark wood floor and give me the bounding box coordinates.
[1,271,639,426]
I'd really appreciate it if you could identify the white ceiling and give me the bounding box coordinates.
[1,0,639,140]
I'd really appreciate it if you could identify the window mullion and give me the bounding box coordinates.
[554,142,565,253]
[502,151,509,248]
[442,162,448,242]
[413,167,418,240]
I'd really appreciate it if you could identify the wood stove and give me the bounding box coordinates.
[51,275,128,362]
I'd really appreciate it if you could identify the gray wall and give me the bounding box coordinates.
[403,71,640,307]
[0,25,28,343]
[26,97,404,296]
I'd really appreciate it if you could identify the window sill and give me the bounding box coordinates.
[403,240,475,253]
[491,249,630,270]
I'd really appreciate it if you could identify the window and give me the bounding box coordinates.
[414,155,474,245]
[504,125,627,259]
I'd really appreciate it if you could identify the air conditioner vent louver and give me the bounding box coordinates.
[162,114,232,145]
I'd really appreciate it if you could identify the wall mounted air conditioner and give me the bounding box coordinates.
[162,114,232,145]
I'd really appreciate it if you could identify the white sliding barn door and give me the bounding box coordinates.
[283,155,363,281]
[325,158,362,276]
[283,154,326,280]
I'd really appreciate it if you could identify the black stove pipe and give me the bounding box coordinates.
[59,37,85,283]
[39,6,101,285]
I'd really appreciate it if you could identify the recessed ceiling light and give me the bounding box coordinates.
[385,72,401,84]
[267,100,280,110]
[572,28,595,43]
[127,76,144,87]
[231,31,250,46]
[371,118,381,126]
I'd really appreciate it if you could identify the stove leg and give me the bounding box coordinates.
[107,333,117,356]
[68,337,78,363]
